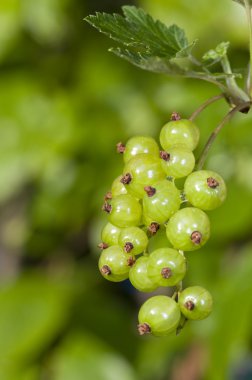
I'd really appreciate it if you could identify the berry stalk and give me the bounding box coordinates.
[189,94,225,121]
[196,100,252,170]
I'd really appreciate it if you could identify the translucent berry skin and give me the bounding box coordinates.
[123,136,160,163]
[178,286,213,320]
[129,256,158,292]
[143,180,181,224]
[184,170,227,210]
[118,226,148,255]
[98,245,134,282]
[108,194,142,228]
[101,222,121,246]
[111,175,127,197]
[166,207,210,251]
[138,295,181,336]
[160,119,200,151]
[123,154,166,199]
[147,226,172,252]
[160,146,195,179]
[147,248,186,287]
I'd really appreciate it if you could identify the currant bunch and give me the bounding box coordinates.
[98,112,226,337]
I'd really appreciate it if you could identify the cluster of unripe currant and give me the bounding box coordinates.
[98,112,227,337]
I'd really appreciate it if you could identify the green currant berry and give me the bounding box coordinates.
[166,207,210,251]
[147,248,186,287]
[118,226,148,255]
[178,286,213,320]
[138,295,181,336]
[111,175,127,197]
[104,194,142,228]
[160,147,195,179]
[129,256,158,292]
[142,180,181,224]
[184,170,227,210]
[160,119,199,151]
[101,222,121,247]
[122,154,166,199]
[98,245,135,282]
[147,226,172,252]
[117,136,160,163]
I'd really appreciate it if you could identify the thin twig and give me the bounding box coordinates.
[196,101,252,170]
[189,94,225,121]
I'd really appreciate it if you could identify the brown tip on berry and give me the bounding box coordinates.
[148,222,160,236]
[144,186,156,197]
[100,265,111,275]
[127,256,136,267]
[98,242,109,250]
[116,142,126,153]
[137,322,151,336]
[104,191,112,201]
[207,177,219,189]
[170,112,181,121]
[160,151,170,161]
[185,300,195,311]
[191,231,202,245]
[161,267,172,279]
[124,242,134,253]
[120,173,132,185]
[102,202,112,214]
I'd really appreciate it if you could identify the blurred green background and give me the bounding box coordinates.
[0,0,252,379]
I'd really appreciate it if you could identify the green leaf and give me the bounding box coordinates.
[85,6,195,70]
[203,42,230,63]
[109,48,186,75]
[85,6,234,88]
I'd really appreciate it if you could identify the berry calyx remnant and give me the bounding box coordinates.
[148,222,160,235]
[116,142,126,153]
[171,112,181,121]
[190,231,202,245]
[124,242,134,253]
[120,173,132,184]
[100,265,111,276]
[207,177,219,188]
[98,242,109,250]
[185,300,195,311]
[137,322,151,336]
[144,186,156,197]
[102,202,112,213]
[160,151,170,161]
[161,267,172,279]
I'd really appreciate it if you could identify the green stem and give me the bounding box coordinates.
[176,316,187,335]
[186,71,229,93]
[176,281,183,292]
[188,54,211,74]
[172,291,178,300]
[189,93,225,121]
[196,101,251,170]
[244,0,252,95]
[221,55,250,103]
